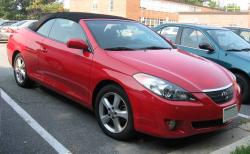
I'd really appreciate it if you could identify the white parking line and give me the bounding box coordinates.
[238,113,250,119]
[0,88,72,154]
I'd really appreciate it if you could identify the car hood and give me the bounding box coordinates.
[107,49,232,92]
[227,51,250,62]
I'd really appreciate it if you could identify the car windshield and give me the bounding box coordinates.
[86,20,172,51]
[11,20,27,27]
[207,29,250,51]
[0,21,16,26]
[19,20,37,28]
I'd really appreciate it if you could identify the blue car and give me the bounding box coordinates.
[154,23,250,104]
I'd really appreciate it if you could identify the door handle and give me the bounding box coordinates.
[41,46,48,53]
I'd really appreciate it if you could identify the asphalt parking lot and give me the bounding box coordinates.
[0,43,250,154]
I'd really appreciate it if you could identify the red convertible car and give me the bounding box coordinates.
[7,12,241,140]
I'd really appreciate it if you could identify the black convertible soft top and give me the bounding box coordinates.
[29,12,131,31]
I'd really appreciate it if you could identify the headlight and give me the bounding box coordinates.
[133,73,196,101]
[229,72,240,93]
[230,72,236,82]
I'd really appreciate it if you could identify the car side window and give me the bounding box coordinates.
[37,19,56,37]
[49,18,87,44]
[197,31,210,46]
[240,31,250,42]
[159,26,179,43]
[181,28,210,49]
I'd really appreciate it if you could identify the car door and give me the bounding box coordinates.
[157,26,180,44]
[177,27,219,62]
[39,18,93,103]
[33,19,56,80]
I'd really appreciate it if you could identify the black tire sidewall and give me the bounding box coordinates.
[94,84,135,140]
[235,73,250,104]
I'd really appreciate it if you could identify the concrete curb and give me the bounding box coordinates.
[211,131,250,154]
[239,121,250,132]
[211,108,250,153]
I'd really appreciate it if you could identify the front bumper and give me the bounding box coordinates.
[127,82,241,138]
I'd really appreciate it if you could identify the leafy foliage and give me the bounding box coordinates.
[172,0,203,5]
[0,0,27,19]
[26,0,65,19]
[231,145,250,154]
[0,0,65,20]
[208,0,218,8]
[224,4,241,12]
[184,0,203,5]
[182,0,219,8]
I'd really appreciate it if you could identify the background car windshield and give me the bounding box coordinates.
[207,30,250,50]
[11,20,27,27]
[0,21,16,26]
[86,20,171,50]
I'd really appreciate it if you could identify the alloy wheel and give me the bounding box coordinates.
[98,92,128,133]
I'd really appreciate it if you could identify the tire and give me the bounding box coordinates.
[235,73,250,104]
[13,53,34,88]
[94,84,135,140]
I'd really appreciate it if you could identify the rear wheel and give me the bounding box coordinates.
[95,84,135,140]
[235,73,250,104]
[14,53,34,88]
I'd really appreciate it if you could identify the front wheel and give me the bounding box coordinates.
[235,73,250,104]
[95,84,135,140]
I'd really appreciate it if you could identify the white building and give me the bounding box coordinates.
[140,0,203,13]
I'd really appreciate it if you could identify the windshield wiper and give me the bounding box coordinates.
[240,48,250,51]
[226,48,250,52]
[226,48,242,52]
[104,47,135,51]
[104,46,172,51]
[139,46,172,50]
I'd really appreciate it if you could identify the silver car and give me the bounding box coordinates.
[0,20,37,41]
[0,21,17,41]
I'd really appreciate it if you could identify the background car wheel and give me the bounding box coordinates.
[235,73,250,104]
[95,84,135,140]
[14,53,34,88]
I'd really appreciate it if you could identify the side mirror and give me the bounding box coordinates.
[163,36,177,49]
[67,39,89,51]
[199,43,214,53]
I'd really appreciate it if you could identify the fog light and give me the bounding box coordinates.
[166,120,176,130]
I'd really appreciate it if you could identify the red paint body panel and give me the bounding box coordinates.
[7,20,241,138]
[39,38,93,104]
[107,49,232,92]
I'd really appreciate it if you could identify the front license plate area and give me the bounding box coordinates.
[223,104,238,123]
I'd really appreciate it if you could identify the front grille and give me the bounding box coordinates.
[192,119,225,129]
[205,86,234,104]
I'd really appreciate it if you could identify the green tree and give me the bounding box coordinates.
[184,0,203,5]
[224,4,240,12]
[177,0,219,8]
[0,0,65,20]
[208,0,218,8]
[26,0,65,19]
[0,0,31,20]
[0,0,5,18]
